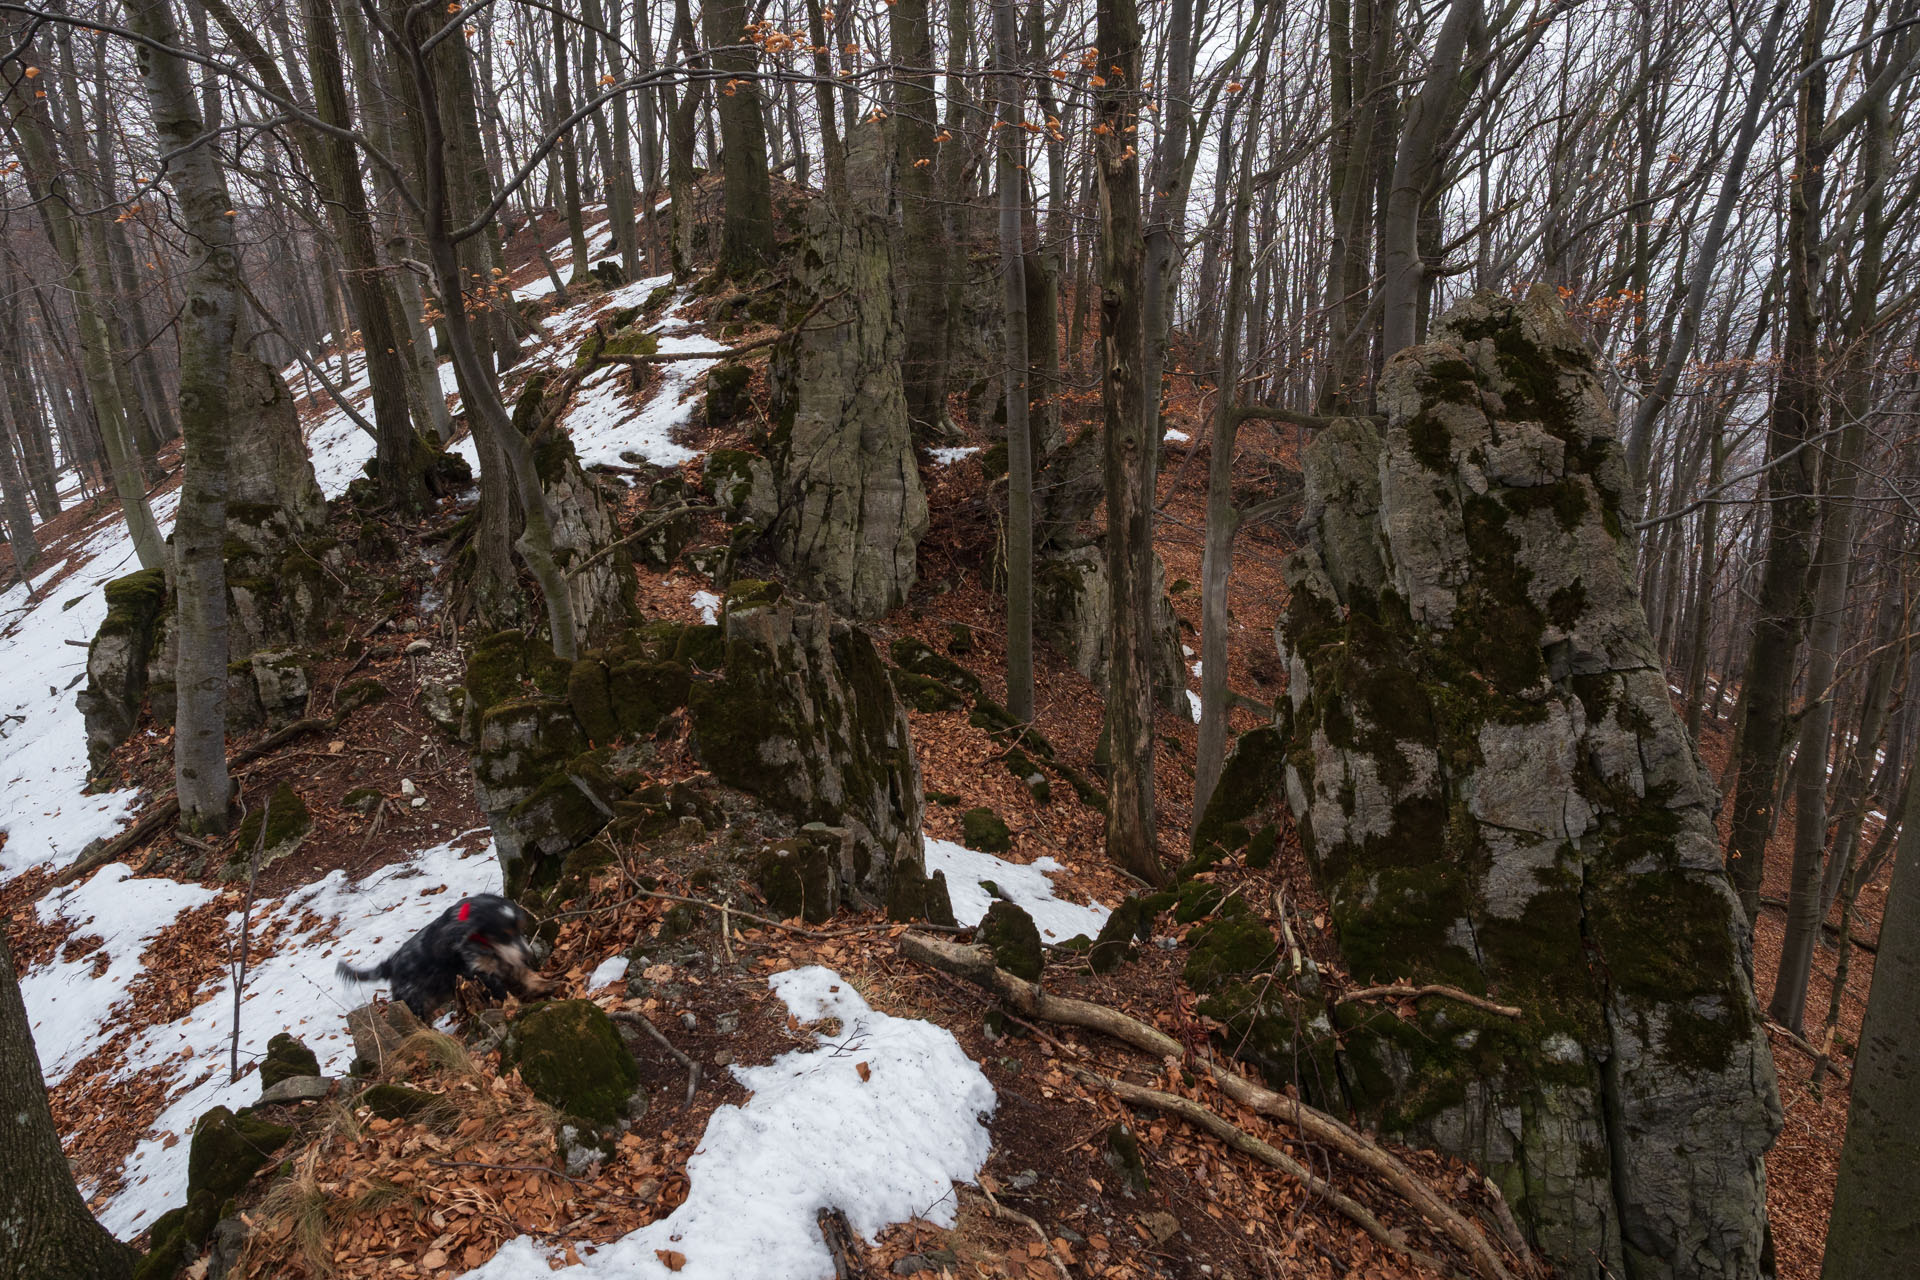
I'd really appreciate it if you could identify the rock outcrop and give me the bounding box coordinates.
[78,355,345,778]
[461,598,940,919]
[1033,543,1187,714]
[1273,288,1779,1279]
[765,202,927,620]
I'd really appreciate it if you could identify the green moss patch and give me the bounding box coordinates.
[505,1000,641,1125]
[961,807,1012,852]
[980,900,1043,981]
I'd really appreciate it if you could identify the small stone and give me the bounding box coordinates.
[257,1075,331,1105]
[1008,1169,1039,1192]
[405,639,431,655]
[400,778,417,796]
[1141,1210,1180,1245]
[410,797,427,809]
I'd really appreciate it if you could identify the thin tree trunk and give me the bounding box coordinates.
[554,4,593,281]
[702,0,776,274]
[994,0,1032,722]
[1095,0,1162,886]
[2,24,163,570]
[892,0,950,430]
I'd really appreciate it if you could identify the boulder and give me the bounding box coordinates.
[689,602,927,906]
[766,201,928,620]
[258,1032,320,1089]
[76,568,168,777]
[1273,288,1779,1279]
[503,999,643,1173]
[1034,543,1186,712]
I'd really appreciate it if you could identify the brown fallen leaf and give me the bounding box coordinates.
[655,1248,687,1271]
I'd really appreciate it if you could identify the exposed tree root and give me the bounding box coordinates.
[899,932,1529,1280]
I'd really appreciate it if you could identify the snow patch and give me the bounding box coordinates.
[922,837,1110,942]
[692,590,722,625]
[462,966,995,1280]
[1187,689,1203,723]
[927,446,979,466]
[589,955,630,990]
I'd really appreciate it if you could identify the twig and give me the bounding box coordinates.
[1067,1064,1462,1280]
[610,1009,702,1107]
[230,790,272,1084]
[1764,1021,1850,1081]
[977,1183,1071,1279]
[816,1206,864,1279]
[627,885,964,940]
[1336,984,1524,1019]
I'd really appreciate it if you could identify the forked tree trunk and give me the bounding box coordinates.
[0,934,136,1280]
[701,0,776,275]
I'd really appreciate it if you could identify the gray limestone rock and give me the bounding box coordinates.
[1034,544,1187,713]
[766,202,928,620]
[1273,287,1779,1280]
[689,601,926,903]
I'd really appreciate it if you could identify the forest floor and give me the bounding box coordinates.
[0,193,1882,1280]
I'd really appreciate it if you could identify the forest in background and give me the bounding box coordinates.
[1,0,1917,1275]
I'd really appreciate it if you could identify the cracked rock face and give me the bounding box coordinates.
[766,202,928,621]
[1276,288,1780,1280]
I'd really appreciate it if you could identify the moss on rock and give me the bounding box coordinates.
[1182,914,1278,993]
[961,807,1012,853]
[187,1106,292,1204]
[259,1032,320,1089]
[505,1000,641,1125]
[233,783,311,866]
[980,900,1044,981]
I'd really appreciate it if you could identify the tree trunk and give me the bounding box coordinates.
[994,0,1033,722]
[702,0,776,275]
[0,934,136,1280]
[553,4,593,281]
[1821,747,1920,1278]
[1095,0,1162,886]
[891,0,951,434]
[128,0,244,833]
[1726,0,1831,927]
[1,23,163,570]
[0,403,36,576]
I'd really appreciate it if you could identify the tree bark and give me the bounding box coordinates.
[994,0,1033,722]
[1821,748,1920,1278]
[2,22,163,571]
[0,933,136,1280]
[1726,0,1832,928]
[1095,0,1162,885]
[127,0,245,833]
[702,0,776,275]
[892,0,951,432]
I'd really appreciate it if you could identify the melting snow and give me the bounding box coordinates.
[692,590,722,625]
[922,836,1111,942]
[927,446,979,465]
[462,966,995,1280]
[588,955,630,990]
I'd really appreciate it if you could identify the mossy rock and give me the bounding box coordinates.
[706,361,753,425]
[568,658,619,743]
[755,837,838,924]
[259,1033,320,1089]
[233,783,311,867]
[980,900,1044,981]
[926,789,963,806]
[672,624,726,670]
[961,807,1012,853]
[1172,879,1229,923]
[504,1000,641,1125]
[1183,914,1279,993]
[187,1106,292,1203]
[336,678,390,715]
[607,660,692,735]
[724,578,784,611]
[886,866,958,927]
[1104,1124,1150,1196]
[946,623,975,655]
[890,637,982,695]
[578,327,658,366]
[358,1083,437,1121]
[1191,726,1286,859]
[591,260,627,289]
[1089,894,1168,974]
[98,567,169,641]
[891,669,969,713]
[643,283,676,311]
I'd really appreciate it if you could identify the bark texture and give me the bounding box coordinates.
[1276,289,1780,1279]
[0,934,137,1280]
[767,202,928,621]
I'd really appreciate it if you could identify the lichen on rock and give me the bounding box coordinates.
[1272,287,1779,1280]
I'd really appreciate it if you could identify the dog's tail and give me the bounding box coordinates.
[336,959,390,984]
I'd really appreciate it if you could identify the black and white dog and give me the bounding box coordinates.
[337,894,557,1020]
